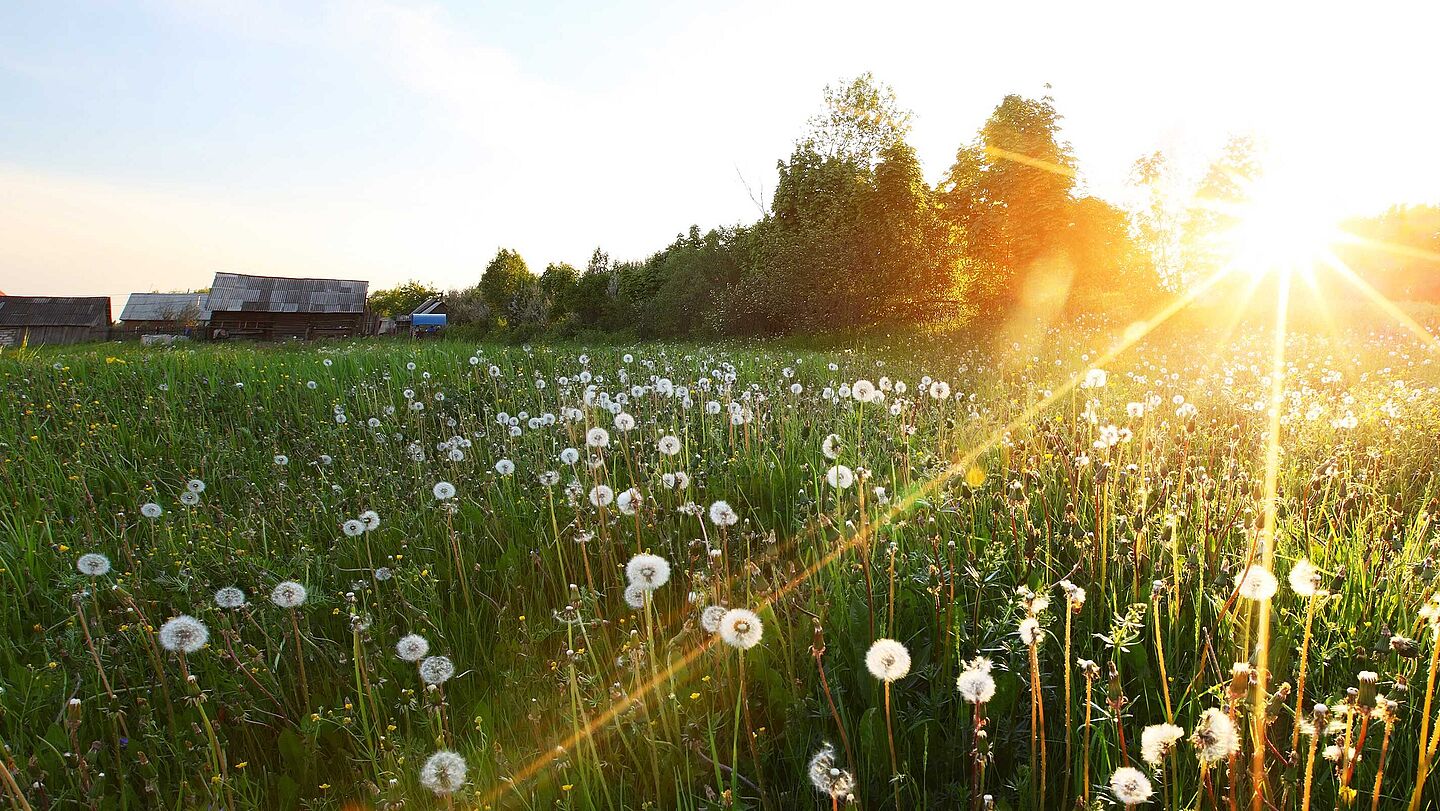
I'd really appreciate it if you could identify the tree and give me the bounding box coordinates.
[539,262,580,319]
[804,72,913,170]
[367,280,441,318]
[860,141,965,324]
[940,91,1077,316]
[478,249,532,326]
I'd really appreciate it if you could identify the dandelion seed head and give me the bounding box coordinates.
[419,750,467,795]
[214,586,246,609]
[271,581,308,608]
[396,634,429,662]
[76,553,111,577]
[865,638,911,682]
[718,608,763,650]
[419,655,455,685]
[158,615,209,653]
[1109,766,1153,805]
[625,553,671,591]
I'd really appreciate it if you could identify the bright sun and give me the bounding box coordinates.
[1219,177,1345,280]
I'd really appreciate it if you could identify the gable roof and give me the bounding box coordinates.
[0,296,110,327]
[411,297,446,316]
[207,273,368,314]
[120,292,210,322]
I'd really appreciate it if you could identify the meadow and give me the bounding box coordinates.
[4,325,1440,810]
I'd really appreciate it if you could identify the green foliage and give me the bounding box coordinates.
[366,280,442,318]
[478,248,532,326]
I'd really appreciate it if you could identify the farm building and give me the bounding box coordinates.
[0,296,111,346]
[206,273,373,340]
[117,292,209,337]
[398,296,447,336]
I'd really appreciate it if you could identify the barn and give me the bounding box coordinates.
[0,296,111,347]
[117,292,209,337]
[206,273,372,340]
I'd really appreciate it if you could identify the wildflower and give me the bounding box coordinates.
[419,750,467,795]
[865,639,911,682]
[709,500,739,527]
[495,459,515,476]
[538,471,561,487]
[433,481,456,501]
[586,427,610,449]
[179,490,200,506]
[852,379,877,401]
[614,413,636,431]
[929,380,951,400]
[341,519,365,537]
[76,553,111,577]
[807,742,856,801]
[419,655,455,685]
[214,587,246,609]
[396,634,429,662]
[700,605,726,633]
[826,465,855,490]
[273,454,289,466]
[158,615,209,654]
[1082,368,1108,389]
[658,435,681,456]
[821,433,843,460]
[1018,617,1041,646]
[616,487,643,515]
[588,485,614,508]
[1190,707,1240,763]
[1109,766,1153,805]
[140,502,164,519]
[1058,579,1087,609]
[718,608,763,649]
[559,447,580,465]
[1288,559,1326,597]
[625,553,671,591]
[271,581,308,609]
[623,583,646,609]
[1140,723,1184,767]
[186,478,205,494]
[1235,565,1278,601]
[956,657,996,704]
[359,510,380,531]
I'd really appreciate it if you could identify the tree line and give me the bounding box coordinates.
[368,75,1440,339]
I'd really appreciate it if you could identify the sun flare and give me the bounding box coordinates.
[1214,175,1348,281]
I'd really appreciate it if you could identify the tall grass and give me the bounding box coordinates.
[0,328,1438,809]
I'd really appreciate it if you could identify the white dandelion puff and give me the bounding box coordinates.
[419,750,467,795]
[718,608,763,650]
[158,615,209,654]
[396,634,430,662]
[419,655,456,685]
[214,587,246,609]
[76,553,111,577]
[271,581,308,608]
[865,638,911,682]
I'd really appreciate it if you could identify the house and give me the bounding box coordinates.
[400,296,447,336]
[117,292,209,337]
[206,273,372,340]
[0,296,111,346]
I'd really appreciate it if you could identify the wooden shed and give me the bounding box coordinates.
[0,296,111,347]
[117,292,209,337]
[206,273,372,340]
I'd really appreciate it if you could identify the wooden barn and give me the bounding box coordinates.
[116,292,209,337]
[0,296,111,347]
[206,273,372,340]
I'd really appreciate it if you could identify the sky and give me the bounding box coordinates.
[2,0,1438,304]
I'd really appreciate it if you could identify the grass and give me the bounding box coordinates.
[2,326,1440,809]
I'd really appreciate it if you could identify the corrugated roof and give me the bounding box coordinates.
[120,292,210,322]
[411,297,446,315]
[0,296,110,327]
[207,272,369,314]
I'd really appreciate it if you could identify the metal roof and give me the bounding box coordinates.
[411,297,446,316]
[207,272,369,314]
[120,292,210,322]
[0,296,110,327]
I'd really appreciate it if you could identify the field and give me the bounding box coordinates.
[4,326,1440,810]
